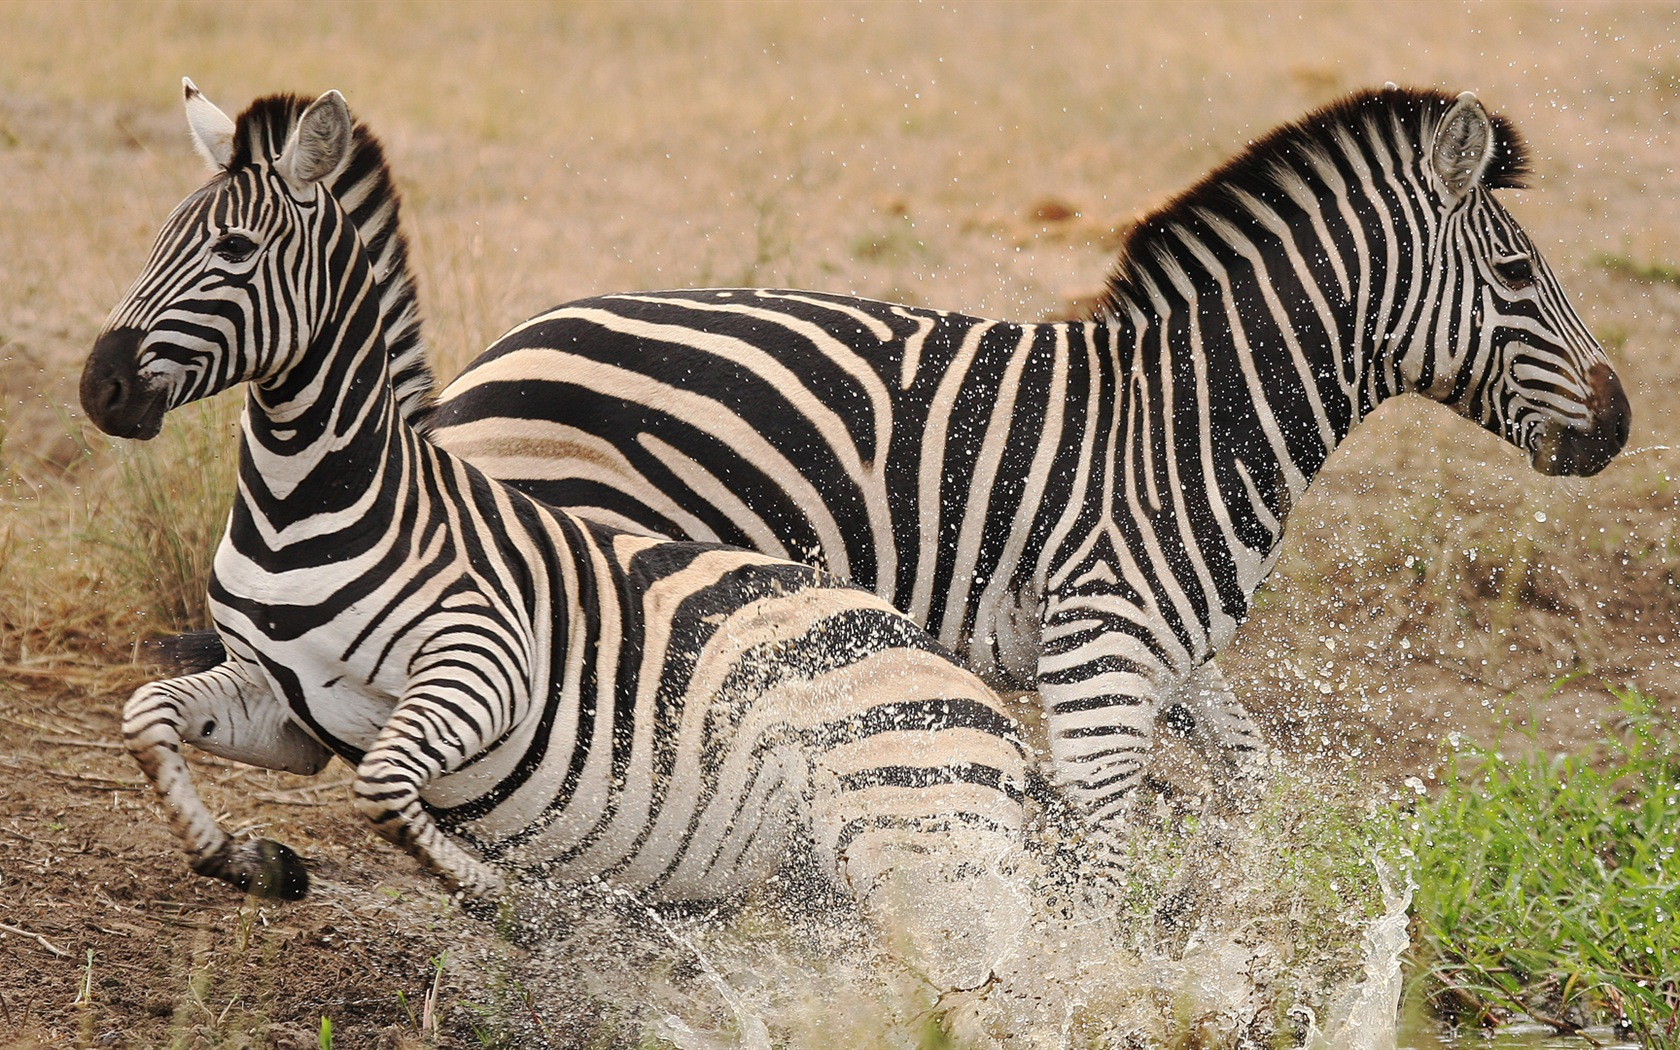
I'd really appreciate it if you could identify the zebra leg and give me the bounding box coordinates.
[178,672,334,776]
[124,662,316,900]
[349,680,507,902]
[1037,596,1171,826]
[1150,663,1272,932]
[1168,661,1271,814]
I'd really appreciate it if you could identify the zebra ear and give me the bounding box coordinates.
[1431,91,1497,201]
[276,90,352,192]
[182,78,235,170]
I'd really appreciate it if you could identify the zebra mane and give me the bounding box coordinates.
[1098,86,1531,319]
[228,95,436,428]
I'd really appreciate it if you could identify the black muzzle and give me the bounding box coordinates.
[81,327,167,440]
[1535,362,1631,478]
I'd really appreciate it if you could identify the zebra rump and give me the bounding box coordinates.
[81,81,1031,986]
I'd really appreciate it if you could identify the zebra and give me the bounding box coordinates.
[421,86,1631,824]
[78,82,1031,985]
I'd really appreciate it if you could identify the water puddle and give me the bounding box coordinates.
[1401,1020,1641,1049]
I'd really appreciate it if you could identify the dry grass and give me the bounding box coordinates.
[1,1,1677,1045]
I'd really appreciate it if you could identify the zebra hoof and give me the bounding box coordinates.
[194,838,310,900]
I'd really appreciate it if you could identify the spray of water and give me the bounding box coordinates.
[481,768,1409,1048]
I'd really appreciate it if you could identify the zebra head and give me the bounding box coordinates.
[1403,91,1629,477]
[82,81,400,439]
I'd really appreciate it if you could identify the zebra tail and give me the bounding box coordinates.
[147,630,227,674]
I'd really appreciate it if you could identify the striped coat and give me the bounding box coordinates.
[426,88,1629,821]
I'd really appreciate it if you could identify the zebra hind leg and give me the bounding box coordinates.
[1148,662,1273,936]
[809,739,1030,989]
[123,663,313,900]
[1173,660,1271,815]
[840,822,1028,991]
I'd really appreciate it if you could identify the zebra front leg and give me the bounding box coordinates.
[124,661,320,899]
[1037,595,1173,827]
[350,679,508,903]
[1168,661,1271,814]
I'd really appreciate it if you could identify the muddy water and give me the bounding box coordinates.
[1401,1020,1641,1049]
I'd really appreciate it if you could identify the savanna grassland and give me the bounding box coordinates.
[2,2,1678,1047]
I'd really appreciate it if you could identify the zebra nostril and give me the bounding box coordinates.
[101,376,126,412]
[81,327,164,438]
[1594,367,1632,450]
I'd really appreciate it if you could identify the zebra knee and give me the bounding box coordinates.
[350,764,424,845]
[351,760,505,899]
[122,683,186,757]
[1054,748,1148,819]
[1161,701,1196,737]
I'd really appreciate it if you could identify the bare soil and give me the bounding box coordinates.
[0,669,503,1048]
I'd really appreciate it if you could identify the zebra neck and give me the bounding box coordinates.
[1107,233,1400,520]
[355,210,432,429]
[321,116,432,426]
[237,266,408,524]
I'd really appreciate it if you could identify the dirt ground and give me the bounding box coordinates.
[0,663,1400,1049]
[4,2,1680,1047]
[0,670,500,1048]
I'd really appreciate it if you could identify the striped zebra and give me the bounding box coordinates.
[423,87,1630,823]
[79,82,1030,984]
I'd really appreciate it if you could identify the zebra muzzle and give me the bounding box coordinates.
[81,327,168,440]
[1532,363,1631,478]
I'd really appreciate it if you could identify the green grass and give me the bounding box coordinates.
[1596,252,1680,286]
[1407,688,1680,1046]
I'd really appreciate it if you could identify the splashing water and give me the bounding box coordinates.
[477,769,1412,1048]
[1300,859,1413,1050]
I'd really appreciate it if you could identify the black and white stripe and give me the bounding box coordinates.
[424,87,1629,822]
[81,83,1029,978]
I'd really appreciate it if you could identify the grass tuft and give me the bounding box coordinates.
[1595,251,1680,286]
[80,397,241,635]
[1407,688,1680,1046]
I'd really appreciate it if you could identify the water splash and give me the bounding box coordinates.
[629,888,772,1050]
[1301,858,1414,1050]
[489,770,1410,1048]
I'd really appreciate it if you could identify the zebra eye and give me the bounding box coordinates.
[1491,254,1535,290]
[213,232,258,263]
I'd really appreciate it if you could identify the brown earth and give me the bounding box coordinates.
[0,670,498,1048]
